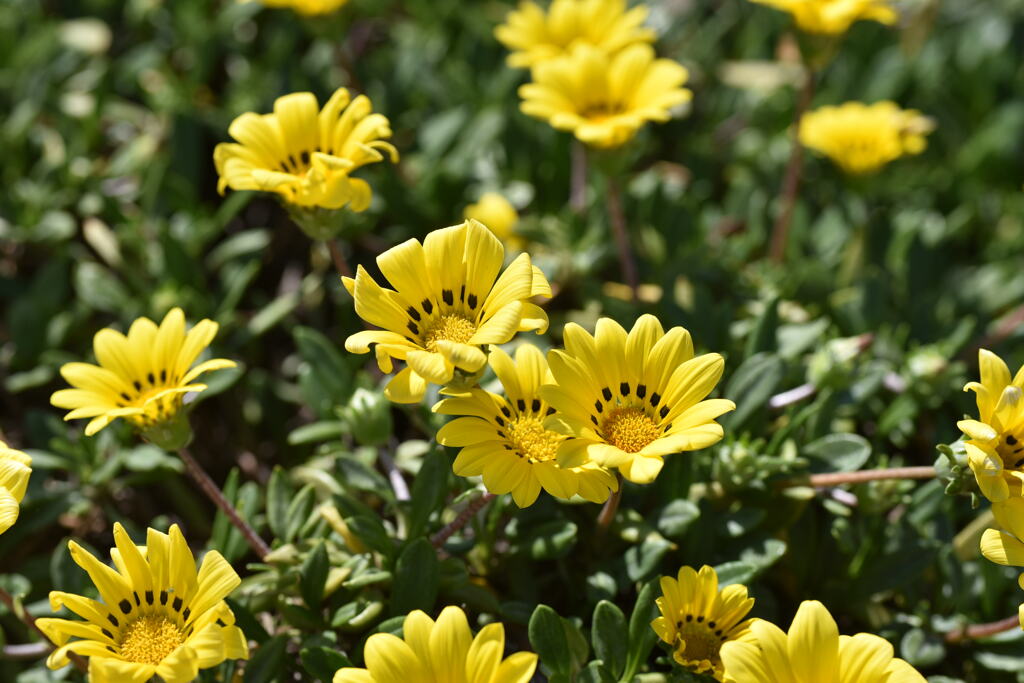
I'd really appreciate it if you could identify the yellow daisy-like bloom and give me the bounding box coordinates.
[958,349,1024,502]
[747,0,897,35]
[343,219,551,404]
[36,523,248,683]
[651,565,755,681]
[495,0,655,69]
[980,497,1024,628]
[0,442,31,535]
[464,192,523,251]
[255,0,349,15]
[519,44,691,149]
[799,101,933,175]
[214,87,398,210]
[719,600,925,683]
[434,345,618,507]
[541,315,734,485]
[334,605,538,683]
[50,308,236,437]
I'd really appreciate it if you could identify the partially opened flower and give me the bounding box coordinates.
[495,0,654,68]
[435,345,617,507]
[214,87,398,211]
[981,497,1024,629]
[958,349,1024,502]
[0,442,31,535]
[719,600,925,683]
[344,219,551,404]
[799,101,933,175]
[519,44,691,149]
[541,315,734,484]
[746,0,898,35]
[254,0,349,15]
[50,308,235,443]
[37,523,248,682]
[334,605,538,683]
[464,192,523,251]
[651,565,754,680]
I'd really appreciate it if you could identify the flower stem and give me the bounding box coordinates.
[946,614,1020,643]
[571,141,587,213]
[769,67,815,263]
[782,466,936,488]
[431,492,496,549]
[596,473,625,536]
[0,586,88,673]
[178,447,270,560]
[327,238,354,279]
[606,178,639,301]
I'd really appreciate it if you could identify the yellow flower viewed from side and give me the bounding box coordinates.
[435,345,618,507]
[541,315,734,484]
[0,442,31,535]
[719,600,925,683]
[495,0,655,69]
[344,220,551,404]
[519,44,691,149]
[464,192,523,251]
[958,349,1024,502]
[50,308,236,438]
[214,87,398,211]
[980,497,1024,629]
[334,605,538,683]
[37,523,248,683]
[799,101,933,175]
[255,0,349,15]
[747,0,897,35]
[651,565,754,680]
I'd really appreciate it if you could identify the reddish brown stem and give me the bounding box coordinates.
[431,493,496,549]
[769,69,815,263]
[327,239,353,279]
[0,586,88,673]
[946,614,1020,643]
[796,466,936,487]
[596,474,624,536]
[606,178,639,301]
[178,448,270,560]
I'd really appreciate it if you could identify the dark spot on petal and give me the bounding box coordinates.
[182,607,191,622]
[1009,435,1019,445]
[660,406,670,419]
[546,407,556,415]
[172,597,183,611]
[595,401,603,413]
[422,299,434,314]
[496,416,505,427]
[591,415,599,425]
[160,591,168,605]
[217,618,227,627]
[442,289,454,305]
[686,614,693,622]
[145,591,153,605]
[121,392,131,401]
[407,306,421,321]
[133,381,142,392]
[602,387,612,401]
[468,294,478,309]
[650,392,661,407]
[637,384,647,398]
[160,369,167,383]
[501,405,511,418]
[459,285,465,302]
[133,592,141,606]
[147,372,155,385]
[407,321,420,335]
[107,646,116,653]
[517,399,526,412]
[497,430,505,438]
[620,382,630,396]
[532,399,541,412]
[119,599,132,614]
[300,150,310,166]
[101,628,113,639]
[108,614,119,627]
[709,621,717,628]
[697,616,704,623]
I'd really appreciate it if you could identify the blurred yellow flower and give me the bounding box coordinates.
[435,345,618,507]
[747,0,898,34]
[959,349,1024,502]
[981,498,1024,629]
[651,565,754,680]
[50,308,236,438]
[495,0,654,69]
[541,315,733,484]
[0,442,31,536]
[37,523,248,682]
[214,88,398,210]
[255,0,349,15]
[720,600,925,682]
[799,101,933,175]
[344,220,550,404]
[519,44,691,149]
[334,606,538,683]
[464,192,523,250]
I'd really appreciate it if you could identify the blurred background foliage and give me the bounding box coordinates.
[2,0,1024,680]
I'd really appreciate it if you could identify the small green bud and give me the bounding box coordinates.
[141,412,193,451]
[341,388,392,447]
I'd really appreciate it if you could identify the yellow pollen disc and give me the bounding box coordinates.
[423,314,476,351]
[506,416,561,463]
[674,621,723,672]
[602,407,661,453]
[119,614,185,665]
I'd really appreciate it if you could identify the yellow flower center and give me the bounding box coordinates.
[673,619,725,673]
[423,314,476,351]
[119,614,184,665]
[580,102,625,123]
[507,416,561,463]
[602,407,661,453]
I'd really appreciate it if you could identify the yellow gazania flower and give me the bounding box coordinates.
[981,497,1024,628]
[50,308,236,437]
[343,219,551,404]
[495,0,655,69]
[519,44,691,149]
[435,345,618,507]
[464,192,524,251]
[254,0,349,15]
[36,523,248,683]
[541,315,734,485]
[0,442,32,535]
[958,349,1024,502]
[214,87,398,211]
[746,0,897,35]
[333,605,538,683]
[651,565,754,681]
[799,101,933,175]
[719,600,925,683]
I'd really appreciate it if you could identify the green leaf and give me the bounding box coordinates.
[345,515,396,557]
[526,520,578,560]
[407,449,447,540]
[592,601,628,678]
[655,499,700,540]
[300,646,352,682]
[579,661,618,683]
[721,353,785,432]
[712,561,758,587]
[391,538,439,615]
[242,634,288,683]
[900,627,945,667]
[529,604,572,678]
[803,433,872,474]
[300,543,330,608]
[285,485,317,544]
[623,580,659,682]
[745,296,779,357]
[266,466,291,541]
[625,537,673,582]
